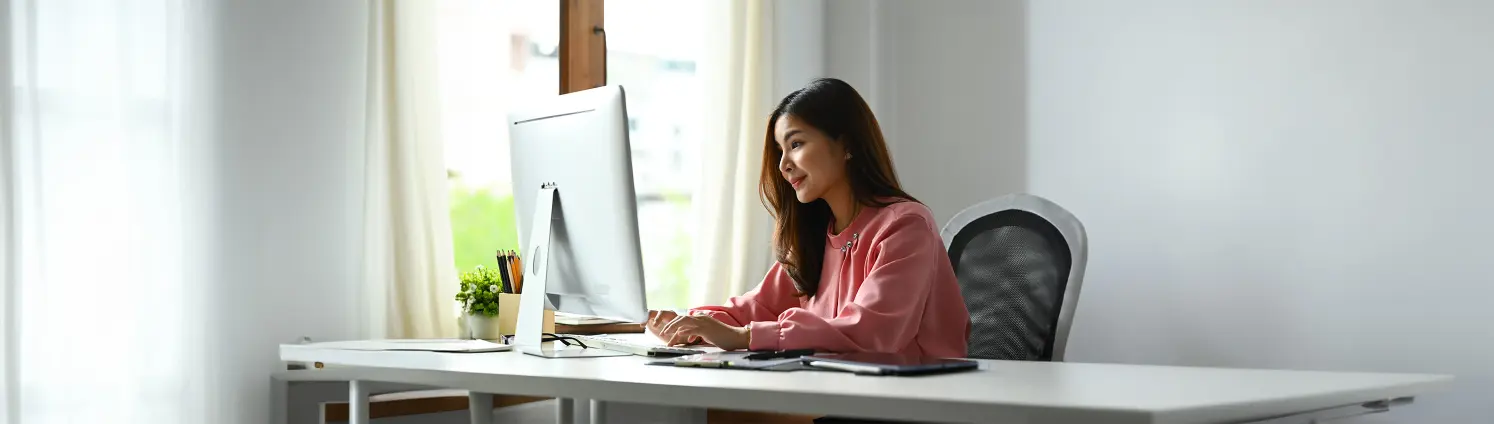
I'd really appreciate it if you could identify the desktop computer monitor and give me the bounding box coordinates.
[508,86,649,355]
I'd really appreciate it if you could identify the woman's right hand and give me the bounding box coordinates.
[646,309,702,345]
[646,310,679,339]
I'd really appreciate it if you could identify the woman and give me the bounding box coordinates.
[646,78,970,358]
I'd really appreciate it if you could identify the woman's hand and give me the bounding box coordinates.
[645,310,678,337]
[660,314,751,351]
[646,310,701,345]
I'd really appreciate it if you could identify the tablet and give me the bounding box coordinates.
[804,352,979,376]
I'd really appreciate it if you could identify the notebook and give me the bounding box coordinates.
[802,352,979,376]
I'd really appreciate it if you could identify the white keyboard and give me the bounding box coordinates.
[567,333,706,357]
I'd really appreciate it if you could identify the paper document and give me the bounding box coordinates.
[311,339,512,353]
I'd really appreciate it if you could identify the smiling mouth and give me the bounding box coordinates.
[789,177,805,188]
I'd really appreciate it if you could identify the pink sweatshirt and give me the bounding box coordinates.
[691,201,971,358]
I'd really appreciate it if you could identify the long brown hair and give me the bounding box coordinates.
[759,78,917,297]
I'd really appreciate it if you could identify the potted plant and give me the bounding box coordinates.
[455,265,505,340]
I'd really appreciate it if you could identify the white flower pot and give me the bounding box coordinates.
[467,314,504,341]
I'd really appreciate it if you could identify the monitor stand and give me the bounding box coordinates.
[514,183,632,359]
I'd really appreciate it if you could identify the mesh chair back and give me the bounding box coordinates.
[941,194,1087,361]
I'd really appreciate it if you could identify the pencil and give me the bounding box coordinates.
[507,251,519,292]
[513,251,524,294]
[494,249,504,291]
[495,252,513,294]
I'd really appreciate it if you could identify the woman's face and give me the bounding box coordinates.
[775,114,849,204]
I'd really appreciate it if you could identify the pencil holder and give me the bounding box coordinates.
[496,293,554,337]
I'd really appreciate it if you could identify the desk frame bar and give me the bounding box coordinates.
[589,399,608,424]
[558,398,576,424]
[348,380,370,424]
[469,392,495,424]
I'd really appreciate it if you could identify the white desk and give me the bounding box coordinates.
[280,344,1450,424]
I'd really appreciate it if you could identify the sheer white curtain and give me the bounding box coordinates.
[362,0,459,339]
[691,0,778,305]
[0,0,14,419]
[4,0,215,422]
[4,1,454,421]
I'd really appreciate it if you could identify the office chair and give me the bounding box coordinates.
[941,194,1088,361]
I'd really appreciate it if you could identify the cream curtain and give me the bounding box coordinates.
[362,0,459,339]
[691,0,778,306]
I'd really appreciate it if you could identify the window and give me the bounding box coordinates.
[605,0,705,309]
[439,0,558,272]
[441,0,705,310]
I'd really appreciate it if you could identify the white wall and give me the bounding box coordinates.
[1030,1,1494,421]
[772,0,825,98]
[210,1,369,421]
[833,0,1494,422]
[825,0,1027,225]
[824,0,878,111]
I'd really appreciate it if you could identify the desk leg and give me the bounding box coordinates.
[469,392,494,424]
[348,380,370,424]
[589,399,608,424]
[557,398,575,424]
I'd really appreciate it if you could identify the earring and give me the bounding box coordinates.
[845,153,852,160]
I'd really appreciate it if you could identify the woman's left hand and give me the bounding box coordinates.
[660,314,750,351]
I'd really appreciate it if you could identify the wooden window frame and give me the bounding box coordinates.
[560,0,606,94]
